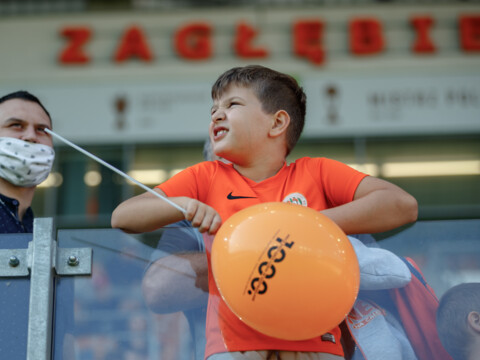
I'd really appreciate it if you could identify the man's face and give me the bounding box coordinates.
[0,98,53,147]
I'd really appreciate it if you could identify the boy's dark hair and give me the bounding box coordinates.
[0,90,51,122]
[436,282,480,360]
[211,65,306,156]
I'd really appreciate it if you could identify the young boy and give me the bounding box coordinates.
[111,65,418,360]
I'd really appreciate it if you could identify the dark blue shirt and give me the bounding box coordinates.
[0,193,34,233]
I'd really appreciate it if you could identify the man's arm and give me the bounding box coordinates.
[142,252,209,313]
[111,188,222,234]
[321,176,418,234]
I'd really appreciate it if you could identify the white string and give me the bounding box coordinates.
[44,128,186,214]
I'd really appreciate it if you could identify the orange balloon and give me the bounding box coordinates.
[211,202,359,341]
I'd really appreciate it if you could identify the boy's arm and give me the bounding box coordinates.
[321,176,418,234]
[111,188,222,234]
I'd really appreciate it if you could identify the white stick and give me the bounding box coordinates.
[44,128,186,214]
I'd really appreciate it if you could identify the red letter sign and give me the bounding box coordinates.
[234,22,268,58]
[411,16,436,53]
[174,23,212,60]
[114,25,153,62]
[350,18,384,55]
[460,15,480,52]
[293,20,325,65]
[58,26,91,64]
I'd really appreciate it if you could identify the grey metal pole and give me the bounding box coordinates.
[26,218,56,360]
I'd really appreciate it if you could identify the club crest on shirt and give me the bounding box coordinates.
[282,192,307,206]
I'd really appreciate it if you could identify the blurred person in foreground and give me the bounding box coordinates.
[142,140,219,360]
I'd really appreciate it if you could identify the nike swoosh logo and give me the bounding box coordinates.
[227,192,257,200]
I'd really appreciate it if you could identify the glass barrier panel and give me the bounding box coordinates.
[55,225,206,360]
[0,233,32,360]
[377,219,480,297]
[347,219,480,360]
[52,220,480,360]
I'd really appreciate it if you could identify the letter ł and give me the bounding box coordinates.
[234,22,269,58]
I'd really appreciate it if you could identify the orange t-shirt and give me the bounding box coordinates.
[158,157,367,359]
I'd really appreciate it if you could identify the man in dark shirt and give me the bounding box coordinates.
[0,90,55,358]
[0,91,77,359]
[0,90,54,233]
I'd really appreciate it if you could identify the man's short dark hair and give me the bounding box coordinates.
[0,90,51,122]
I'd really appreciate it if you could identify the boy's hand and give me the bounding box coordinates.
[184,198,222,235]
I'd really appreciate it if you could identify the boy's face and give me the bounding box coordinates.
[210,85,273,164]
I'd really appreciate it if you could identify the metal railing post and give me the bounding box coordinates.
[26,218,55,360]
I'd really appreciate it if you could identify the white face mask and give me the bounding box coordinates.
[0,137,55,187]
